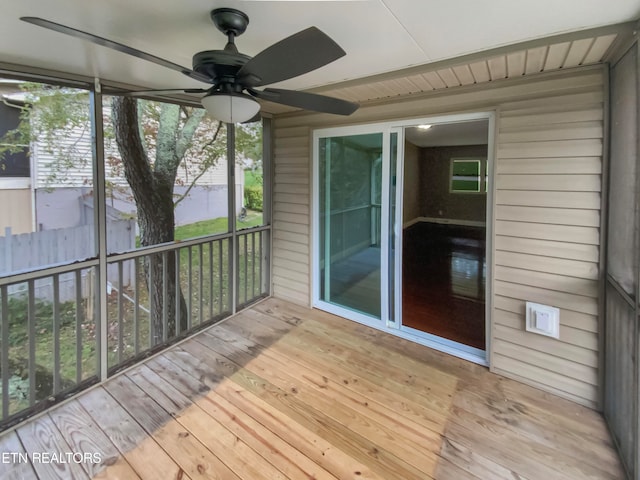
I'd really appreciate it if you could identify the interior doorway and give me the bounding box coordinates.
[399,120,489,353]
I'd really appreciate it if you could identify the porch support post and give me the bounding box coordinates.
[90,79,108,381]
[227,123,237,314]
[262,116,272,295]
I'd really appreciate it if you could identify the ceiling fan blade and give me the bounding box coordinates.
[237,27,345,87]
[20,17,213,84]
[251,88,358,115]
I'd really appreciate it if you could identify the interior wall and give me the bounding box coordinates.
[420,144,487,223]
[402,141,421,225]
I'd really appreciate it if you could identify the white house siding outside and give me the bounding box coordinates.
[31,109,244,232]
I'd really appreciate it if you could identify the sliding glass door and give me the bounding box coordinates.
[317,133,384,319]
[314,114,492,364]
[314,126,402,326]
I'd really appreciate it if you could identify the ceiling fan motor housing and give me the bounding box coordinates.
[192,50,251,86]
[197,9,254,87]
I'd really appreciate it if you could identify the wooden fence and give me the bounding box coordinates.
[0,221,135,302]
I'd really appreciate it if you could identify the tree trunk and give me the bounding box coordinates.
[112,97,188,343]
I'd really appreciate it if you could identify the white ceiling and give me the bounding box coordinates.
[1,0,638,95]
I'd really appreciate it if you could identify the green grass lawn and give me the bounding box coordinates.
[175,216,229,239]
[134,211,264,247]
[174,210,264,240]
[3,294,97,416]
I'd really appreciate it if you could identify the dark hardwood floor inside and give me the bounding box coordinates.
[402,222,486,350]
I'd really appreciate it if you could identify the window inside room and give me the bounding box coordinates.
[450,159,482,193]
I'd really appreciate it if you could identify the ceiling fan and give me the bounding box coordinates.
[20,8,359,123]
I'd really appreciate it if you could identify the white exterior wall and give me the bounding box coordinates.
[28,110,244,229]
[32,130,237,189]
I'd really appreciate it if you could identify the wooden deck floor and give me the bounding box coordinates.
[0,298,624,480]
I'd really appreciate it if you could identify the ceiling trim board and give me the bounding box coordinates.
[602,23,639,65]
[0,60,206,107]
[0,62,93,88]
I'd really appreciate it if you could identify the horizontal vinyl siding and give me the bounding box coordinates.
[493,72,604,408]
[272,66,605,407]
[33,112,233,189]
[271,126,311,306]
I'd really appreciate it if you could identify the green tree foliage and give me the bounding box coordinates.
[244,185,263,212]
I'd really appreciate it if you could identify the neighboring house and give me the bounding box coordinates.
[0,82,32,235]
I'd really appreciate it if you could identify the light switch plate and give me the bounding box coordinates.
[525,302,560,339]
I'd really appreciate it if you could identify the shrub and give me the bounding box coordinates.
[244,185,263,212]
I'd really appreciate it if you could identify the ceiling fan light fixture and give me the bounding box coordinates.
[201,92,260,123]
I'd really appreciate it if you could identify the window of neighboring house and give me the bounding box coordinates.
[0,101,29,178]
[450,158,487,193]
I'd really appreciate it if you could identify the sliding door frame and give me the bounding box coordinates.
[312,111,496,366]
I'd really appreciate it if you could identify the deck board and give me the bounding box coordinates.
[17,414,88,480]
[0,298,625,480]
[0,431,38,480]
[47,400,139,479]
[76,387,190,480]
